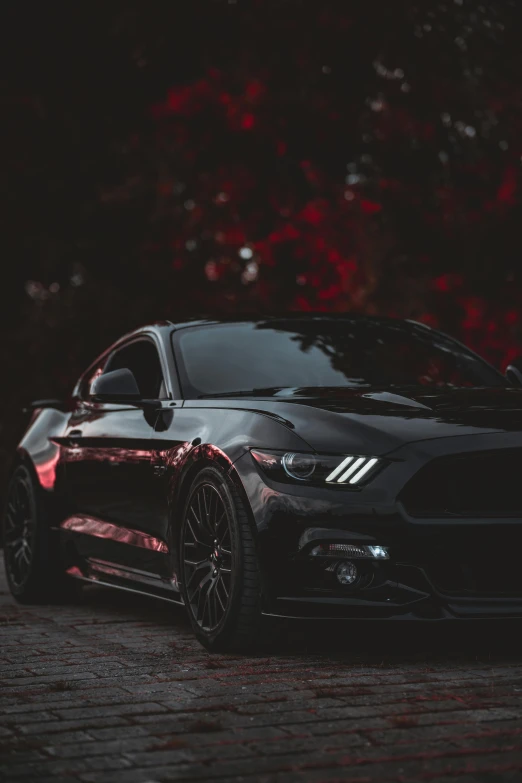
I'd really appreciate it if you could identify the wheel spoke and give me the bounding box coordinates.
[189,505,209,546]
[216,510,228,536]
[219,568,232,589]
[185,558,209,568]
[186,562,212,601]
[215,578,227,610]
[194,494,211,543]
[5,536,23,549]
[199,571,213,624]
[13,482,22,510]
[217,574,229,600]
[185,516,200,544]
[206,582,216,629]
[202,485,209,520]
[186,516,212,556]
[187,582,200,605]
[211,491,223,535]
[196,585,206,624]
[190,502,201,527]
[14,545,27,565]
[197,492,205,531]
[204,486,214,529]
[15,483,29,518]
[5,501,17,525]
[201,489,216,541]
[206,486,216,529]
[13,546,23,561]
[220,530,232,553]
[5,503,21,532]
[4,518,17,536]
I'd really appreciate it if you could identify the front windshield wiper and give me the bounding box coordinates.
[198,387,286,399]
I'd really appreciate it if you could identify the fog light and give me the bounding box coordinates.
[335,560,358,586]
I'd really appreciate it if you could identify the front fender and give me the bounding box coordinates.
[154,404,314,578]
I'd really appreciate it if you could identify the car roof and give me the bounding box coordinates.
[162,314,430,332]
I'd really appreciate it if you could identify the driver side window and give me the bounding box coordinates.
[100,340,168,399]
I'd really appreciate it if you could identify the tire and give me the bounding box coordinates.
[179,466,262,653]
[2,464,79,603]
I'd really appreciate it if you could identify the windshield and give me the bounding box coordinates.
[174,320,505,397]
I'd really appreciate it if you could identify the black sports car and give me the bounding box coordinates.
[4,315,522,651]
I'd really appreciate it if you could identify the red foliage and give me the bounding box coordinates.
[360,199,382,215]
[497,168,517,205]
[241,113,255,130]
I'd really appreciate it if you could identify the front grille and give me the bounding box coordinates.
[400,448,522,518]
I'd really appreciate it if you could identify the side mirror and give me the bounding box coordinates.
[506,357,522,387]
[91,368,141,401]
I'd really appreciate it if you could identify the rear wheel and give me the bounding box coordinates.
[2,464,79,603]
[180,467,262,652]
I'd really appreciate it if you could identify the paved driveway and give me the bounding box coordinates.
[2,560,522,783]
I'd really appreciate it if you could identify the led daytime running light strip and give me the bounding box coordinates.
[350,458,379,484]
[325,456,380,484]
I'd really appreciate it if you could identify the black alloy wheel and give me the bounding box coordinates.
[3,469,36,591]
[180,466,262,652]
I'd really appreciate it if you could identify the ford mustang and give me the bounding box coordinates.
[4,315,522,651]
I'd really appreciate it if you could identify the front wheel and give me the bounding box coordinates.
[179,466,262,652]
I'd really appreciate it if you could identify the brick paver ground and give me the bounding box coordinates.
[2,560,522,783]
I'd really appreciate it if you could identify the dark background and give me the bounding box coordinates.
[2,0,522,498]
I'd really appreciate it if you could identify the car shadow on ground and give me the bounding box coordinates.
[79,584,522,666]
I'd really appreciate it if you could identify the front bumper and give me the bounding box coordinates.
[233,438,522,621]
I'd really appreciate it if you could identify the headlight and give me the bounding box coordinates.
[250,449,382,487]
[282,452,316,480]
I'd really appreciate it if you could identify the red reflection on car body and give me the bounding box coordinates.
[65,447,151,464]
[60,515,169,553]
[35,451,60,489]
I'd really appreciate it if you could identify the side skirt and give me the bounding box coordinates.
[66,558,185,606]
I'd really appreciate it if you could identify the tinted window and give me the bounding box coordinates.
[103,340,166,399]
[174,321,504,397]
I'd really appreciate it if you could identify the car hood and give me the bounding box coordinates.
[199,387,522,455]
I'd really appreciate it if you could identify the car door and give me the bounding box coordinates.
[60,337,170,575]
